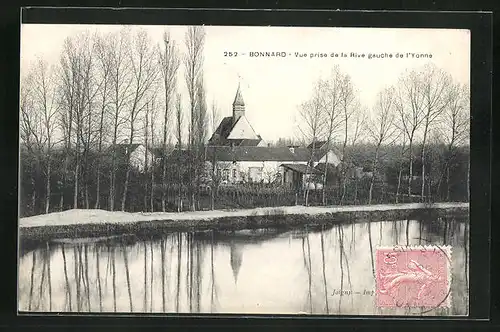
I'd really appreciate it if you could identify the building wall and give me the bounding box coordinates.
[227,116,260,140]
[214,160,308,184]
[130,145,155,172]
[209,149,341,186]
[318,150,342,166]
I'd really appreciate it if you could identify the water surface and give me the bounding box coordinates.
[18,217,469,316]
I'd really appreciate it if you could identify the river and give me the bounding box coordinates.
[18,216,469,316]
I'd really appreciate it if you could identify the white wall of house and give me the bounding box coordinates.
[130,145,155,172]
[318,150,342,166]
[213,160,308,184]
[207,149,341,186]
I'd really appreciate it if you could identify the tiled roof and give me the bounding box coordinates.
[307,141,328,149]
[205,146,326,162]
[281,163,322,174]
[109,143,141,155]
[208,116,234,144]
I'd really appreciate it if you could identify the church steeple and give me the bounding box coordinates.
[230,242,243,285]
[232,83,245,124]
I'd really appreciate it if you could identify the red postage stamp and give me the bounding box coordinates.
[375,245,452,308]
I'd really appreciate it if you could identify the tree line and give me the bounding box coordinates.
[19,26,469,217]
[20,26,210,216]
[298,64,470,206]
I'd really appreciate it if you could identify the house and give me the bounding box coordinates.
[205,85,343,189]
[110,142,156,172]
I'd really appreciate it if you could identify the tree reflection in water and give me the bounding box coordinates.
[18,216,469,316]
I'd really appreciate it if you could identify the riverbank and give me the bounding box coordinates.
[18,202,469,249]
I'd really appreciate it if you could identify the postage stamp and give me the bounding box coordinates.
[375,245,452,308]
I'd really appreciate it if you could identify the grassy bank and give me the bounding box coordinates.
[18,202,469,251]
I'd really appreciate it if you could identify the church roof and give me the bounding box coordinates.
[210,116,234,142]
[233,84,245,106]
[208,116,262,146]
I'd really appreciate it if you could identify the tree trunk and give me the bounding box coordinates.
[45,155,51,214]
[109,163,115,211]
[420,121,430,202]
[121,115,135,211]
[144,107,149,212]
[464,153,470,203]
[178,151,182,213]
[95,167,101,209]
[354,176,358,204]
[121,166,131,212]
[446,164,451,201]
[85,184,89,209]
[94,110,106,209]
[150,110,155,212]
[395,167,402,203]
[321,155,329,206]
[109,124,119,211]
[407,138,413,201]
[73,146,79,209]
[162,107,168,212]
[368,147,380,205]
[211,152,216,210]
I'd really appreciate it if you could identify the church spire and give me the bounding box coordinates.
[233,82,245,107]
[230,242,243,285]
[232,83,245,123]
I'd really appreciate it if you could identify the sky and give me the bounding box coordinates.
[20,24,470,144]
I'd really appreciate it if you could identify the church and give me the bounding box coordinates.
[205,84,342,189]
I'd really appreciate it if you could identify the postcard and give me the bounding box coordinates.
[18,22,470,316]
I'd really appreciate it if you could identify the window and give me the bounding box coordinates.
[232,169,236,178]
[222,169,229,181]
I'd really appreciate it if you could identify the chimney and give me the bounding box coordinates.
[288,145,299,154]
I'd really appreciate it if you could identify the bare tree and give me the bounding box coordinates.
[419,64,452,201]
[143,100,151,211]
[80,32,103,209]
[298,79,326,206]
[108,27,133,211]
[149,93,159,212]
[396,69,425,201]
[350,105,367,204]
[210,100,221,137]
[366,86,398,204]
[33,59,60,213]
[195,75,209,210]
[93,32,114,209]
[142,83,160,212]
[183,26,206,211]
[437,82,470,200]
[57,35,79,210]
[174,93,184,212]
[20,69,40,214]
[158,30,181,212]
[321,66,343,205]
[394,130,407,203]
[338,73,358,204]
[58,31,96,210]
[121,28,159,211]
